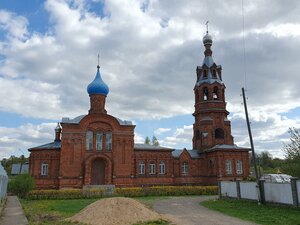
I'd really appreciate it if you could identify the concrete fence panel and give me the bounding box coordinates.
[264,183,293,205]
[221,181,237,198]
[240,182,258,200]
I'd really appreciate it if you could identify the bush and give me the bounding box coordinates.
[8,174,35,198]
[115,186,218,197]
[27,185,217,200]
[27,188,104,200]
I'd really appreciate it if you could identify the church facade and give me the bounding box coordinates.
[29,33,250,189]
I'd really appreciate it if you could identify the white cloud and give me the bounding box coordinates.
[154,127,171,135]
[0,0,300,160]
[0,10,28,40]
[160,125,193,149]
[0,123,56,159]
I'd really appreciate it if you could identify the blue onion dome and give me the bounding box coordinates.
[87,65,109,96]
[203,33,213,45]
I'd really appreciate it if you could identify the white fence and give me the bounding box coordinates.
[0,164,8,201]
[219,178,300,207]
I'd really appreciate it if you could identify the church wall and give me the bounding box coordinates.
[29,150,60,189]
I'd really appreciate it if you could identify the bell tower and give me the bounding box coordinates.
[193,32,234,151]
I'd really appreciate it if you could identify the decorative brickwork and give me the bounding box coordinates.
[29,34,250,189]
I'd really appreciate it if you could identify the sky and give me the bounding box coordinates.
[0,0,300,160]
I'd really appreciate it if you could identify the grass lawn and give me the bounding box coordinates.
[21,198,98,225]
[21,197,170,225]
[201,199,300,225]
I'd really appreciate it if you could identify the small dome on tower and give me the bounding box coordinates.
[87,66,109,96]
[203,33,213,45]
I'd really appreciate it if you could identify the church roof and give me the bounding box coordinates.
[196,32,223,86]
[134,143,173,151]
[61,115,133,125]
[87,66,109,96]
[29,141,61,151]
[204,144,250,152]
[172,149,201,159]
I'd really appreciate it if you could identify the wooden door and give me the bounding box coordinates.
[91,158,105,185]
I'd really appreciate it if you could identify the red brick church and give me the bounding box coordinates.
[29,33,250,189]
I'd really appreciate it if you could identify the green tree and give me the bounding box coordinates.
[144,136,151,145]
[282,127,300,177]
[8,174,35,198]
[152,136,159,146]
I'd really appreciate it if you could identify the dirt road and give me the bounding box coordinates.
[153,196,257,225]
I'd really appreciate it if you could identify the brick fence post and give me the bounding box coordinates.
[236,179,241,199]
[290,177,299,207]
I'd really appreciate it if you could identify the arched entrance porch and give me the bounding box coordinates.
[84,155,113,185]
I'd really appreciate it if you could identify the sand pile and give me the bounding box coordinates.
[67,197,162,225]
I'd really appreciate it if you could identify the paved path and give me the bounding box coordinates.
[0,196,28,225]
[153,196,257,225]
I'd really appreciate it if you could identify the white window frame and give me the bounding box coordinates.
[159,161,166,175]
[225,160,232,175]
[41,163,48,176]
[86,131,93,150]
[96,131,103,151]
[236,160,243,175]
[149,162,156,175]
[181,162,189,175]
[106,131,112,150]
[139,162,145,175]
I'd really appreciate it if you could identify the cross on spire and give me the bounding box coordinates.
[97,53,100,68]
[205,21,209,34]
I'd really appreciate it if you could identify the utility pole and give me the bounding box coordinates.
[242,87,263,204]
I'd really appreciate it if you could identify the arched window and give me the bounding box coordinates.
[181,162,189,175]
[149,161,156,175]
[215,128,224,139]
[236,160,243,174]
[203,69,207,78]
[213,87,218,100]
[86,131,93,150]
[195,91,199,102]
[225,160,232,175]
[106,131,112,150]
[159,161,166,174]
[96,131,103,151]
[139,161,145,174]
[196,130,200,140]
[212,69,216,78]
[203,87,208,101]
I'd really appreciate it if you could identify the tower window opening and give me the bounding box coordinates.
[196,130,200,140]
[213,87,218,100]
[195,91,199,102]
[212,69,216,78]
[203,70,207,78]
[203,87,208,101]
[215,128,224,139]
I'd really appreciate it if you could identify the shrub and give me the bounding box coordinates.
[8,174,35,198]
[115,186,218,197]
[27,188,104,200]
